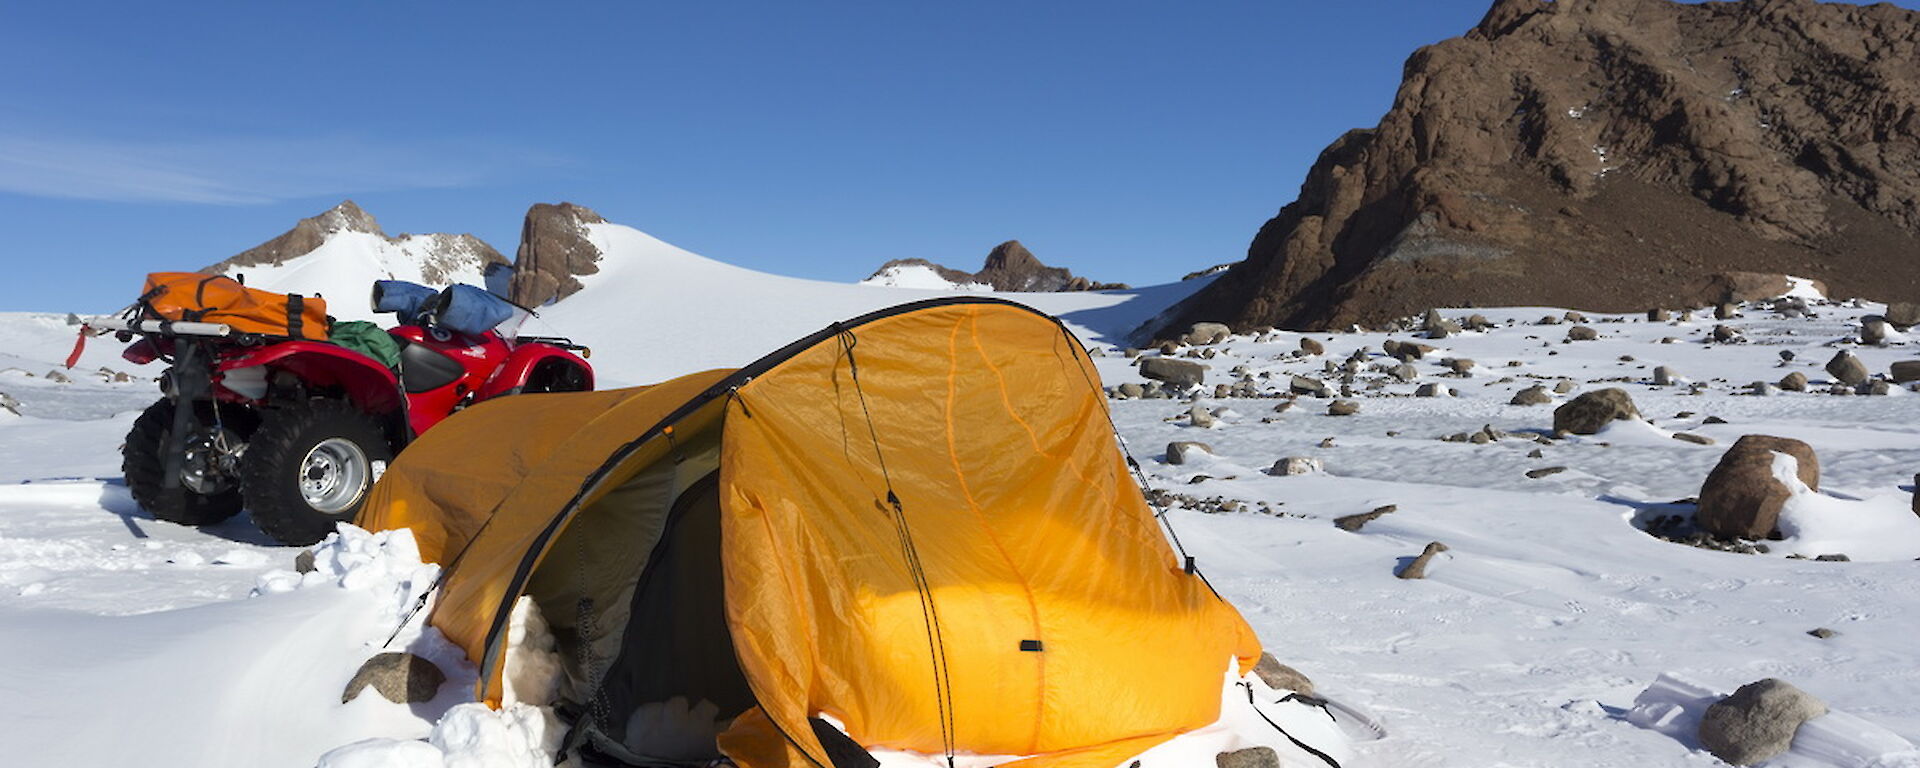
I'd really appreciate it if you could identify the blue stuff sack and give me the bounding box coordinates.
[371,280,437,324]
[430,283,516,336]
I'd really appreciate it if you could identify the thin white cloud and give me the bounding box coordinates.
[0,134,565,205]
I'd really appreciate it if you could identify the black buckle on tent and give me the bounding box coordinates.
[1184,555,1197,575]
[1019,639,1044,652]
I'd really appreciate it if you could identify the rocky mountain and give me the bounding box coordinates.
[1165,0,1920,334]
[205,201,508,288]
[864,240,1128,292]
[505,203,607,307]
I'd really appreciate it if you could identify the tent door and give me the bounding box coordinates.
[575,471,758,765]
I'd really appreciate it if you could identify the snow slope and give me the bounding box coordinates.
[532,223,1211,385]
[6,224,1920,767]
[214,231,492,324]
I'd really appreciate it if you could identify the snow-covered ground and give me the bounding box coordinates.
[4,226,1919,767]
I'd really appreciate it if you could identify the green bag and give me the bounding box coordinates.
[329,320,401,369]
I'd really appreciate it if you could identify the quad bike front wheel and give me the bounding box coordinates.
[123,398,252,526]
[240,400,394,546]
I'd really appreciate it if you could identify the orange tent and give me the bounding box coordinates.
[359,297,1261,767]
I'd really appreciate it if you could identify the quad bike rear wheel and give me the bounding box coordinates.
[241,400,395,546]
[123,398,253,526]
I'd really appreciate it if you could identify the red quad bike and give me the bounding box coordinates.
[95,277,593,545]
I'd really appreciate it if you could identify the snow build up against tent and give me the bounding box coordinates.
[0,221,1918,768]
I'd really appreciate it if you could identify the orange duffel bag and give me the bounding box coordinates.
[138,272,331,340]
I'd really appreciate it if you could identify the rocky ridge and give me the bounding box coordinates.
[1166,0,1920,334]
[205,201,508,287]
[866,240,1127,292]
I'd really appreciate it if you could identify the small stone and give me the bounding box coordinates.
[1527,448,1544,459]
[1890,361,1920,383]
[1327,399,1359,416]
[1808,628,1837,639]
[342,652,446,704]
[1215,746,1280,768]
[1396,542,1449,579]
[1391,363,1419,382]
[1165,442,1214,465]
[1778,372,1808,392]
[1715,303,1739,320]
[1252,652,1316,695]
[1318,437,1337,448]
[1553,380,1576,394]
[1445,358,1475,375]
[1469,431,1490,444]
[1712,325,1742,343]
[1334,505,1397,532]
[1814,553,1851,562]
[294,550,316,574]
[1648,308,1672,321]
[1291,375,1332,398]
[1564,311,1588,322]
[1672,432,1715,445]
[1116,382,1145,399]
[1698,678,1827,766]
[1415,382,1449,397]
[1299,337,1325,356]
[1527,466,1567,479]
[1704,416,1729,424]
[1566,326,1599,341]
[1653,366,1678,386]
[1186,405,1217,428]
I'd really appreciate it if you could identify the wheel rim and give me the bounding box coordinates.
[298,438,369,514]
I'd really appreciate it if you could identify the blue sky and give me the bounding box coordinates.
[6,1,1518,311]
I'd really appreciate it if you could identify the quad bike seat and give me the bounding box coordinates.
[389,332,467,394]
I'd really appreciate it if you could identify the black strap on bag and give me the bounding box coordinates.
[287,294,305,339]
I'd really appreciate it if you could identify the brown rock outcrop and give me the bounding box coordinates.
[508,202,607,307]
[1167,0,1920,333]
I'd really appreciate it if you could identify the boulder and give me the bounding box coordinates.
[1648,308,1672,321]
[1186,405,1217,429]
[1390,364,1419,382]
[1165,442,1214,465]
[1445,358,1475,375]
[1327,400,1359,416]
[1779,372,1809,392]
[1299,337,1325,356]
[1552,388,1640,435]
[1715,303,1740,320]
[1860,318,1892,345]
[1396,542,1449,579]
[1890,361,1920,384]
[1510,386,1552,406]
[508,202,608,306]
[1184,322,1232,346]
[1140,357,1207,389]
[1825,351,1869,386]
[1290,375,1332,398]
[1253,653,1316,695]
[1334,504,1397,532]
[1269,457,1323,476]
[1566,326,1599,341]
[1672,432,1715,446]
[1698,679,1827,766]
[1712,324,1743,343]
[1389,341,1435,361]
[1887,301,1920,329]
[1653,366,1678,386]
[1696,435,1820,539]
[1415,382,1450,398]
[342,653,446,704]
[1552,380,1576,394]
[1116,382,1145,399]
